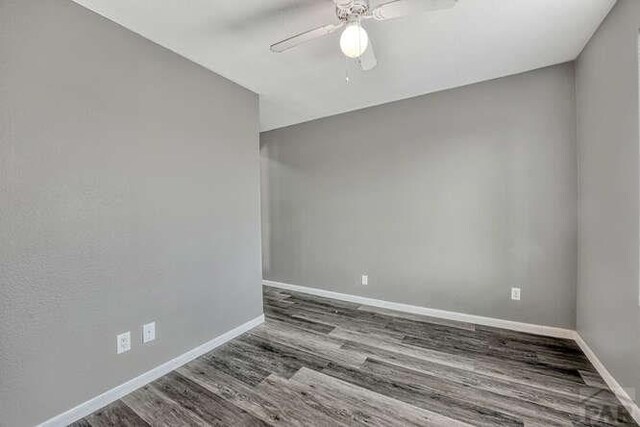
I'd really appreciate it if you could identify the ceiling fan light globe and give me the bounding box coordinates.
[340,23,369,58]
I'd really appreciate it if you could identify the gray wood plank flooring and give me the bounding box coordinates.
[71,286,637,426]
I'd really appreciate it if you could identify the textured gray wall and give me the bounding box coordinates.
[576,0,640,404]
[262,63,577,329]
[0,1,262,426]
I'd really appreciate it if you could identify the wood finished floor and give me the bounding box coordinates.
[72,286,637,426]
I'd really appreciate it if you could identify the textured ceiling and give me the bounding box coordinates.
[73,0,615,131]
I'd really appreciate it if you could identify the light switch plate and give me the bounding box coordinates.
[117,331,131,354]
[143,322,156,344]
[361,274,368,286]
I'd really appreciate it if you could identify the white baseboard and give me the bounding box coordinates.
[263,280,574,339]
[38,314,265,427]
[573,333,640,424]
[38,281,640,426]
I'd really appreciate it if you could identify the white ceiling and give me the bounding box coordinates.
[73,0,615,131]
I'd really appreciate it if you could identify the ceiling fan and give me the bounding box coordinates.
[270,0,459,71]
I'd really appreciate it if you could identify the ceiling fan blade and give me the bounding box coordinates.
[371,0,458,21]
[358,40,377,71]
[271,22,344,53]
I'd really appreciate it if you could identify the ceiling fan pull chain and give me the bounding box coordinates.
[345,56,351,83]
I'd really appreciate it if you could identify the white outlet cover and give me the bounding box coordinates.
[511,287,521,301]
[362,275,368,286]
[117,331,131,354]
[143,322,156,344]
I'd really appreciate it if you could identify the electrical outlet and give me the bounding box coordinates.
[361,274,368,286]
[117,331,131,354]
[143,322,156,344]
[511,287,521,301]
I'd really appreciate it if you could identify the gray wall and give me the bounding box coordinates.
[576,0,640,404]
[0,1,262,425]
[261,63,578,329]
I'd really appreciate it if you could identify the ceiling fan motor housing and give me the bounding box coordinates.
[335,0,370,21]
